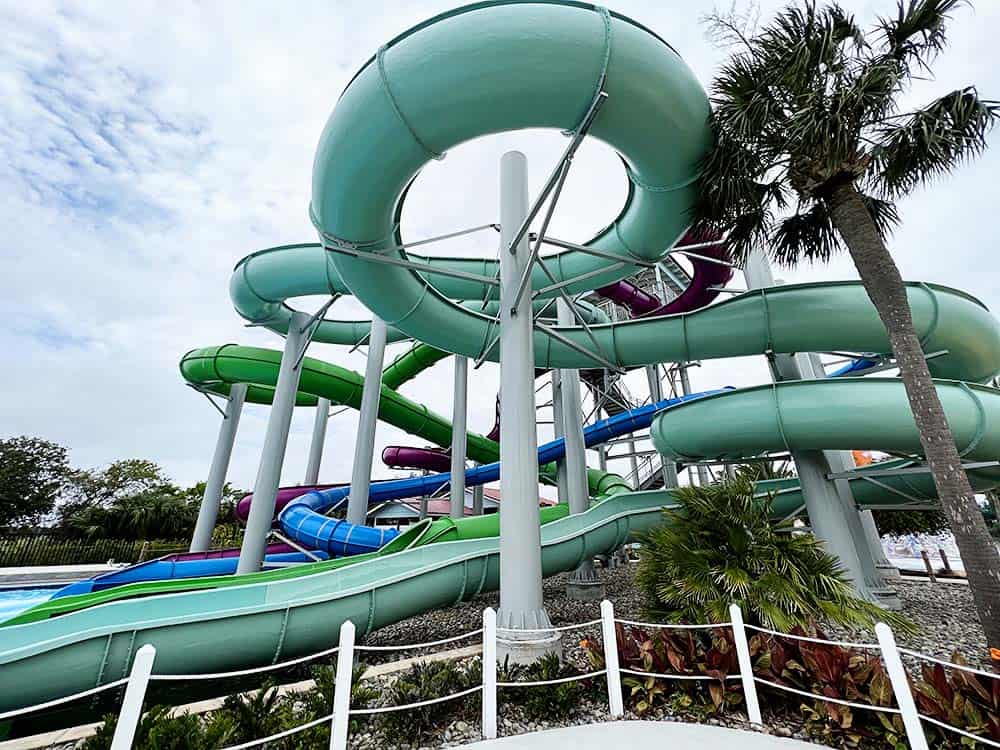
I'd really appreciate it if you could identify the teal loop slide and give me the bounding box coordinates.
[2,1,1000,716]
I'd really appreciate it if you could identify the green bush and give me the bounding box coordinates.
[81,705,234,750]
[498,653,591,720]
[635,477,914,634]
[375,658,481,739]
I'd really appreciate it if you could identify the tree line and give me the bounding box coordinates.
[0,435,245,540]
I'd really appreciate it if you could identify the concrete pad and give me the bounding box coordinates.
[464,721,816,749]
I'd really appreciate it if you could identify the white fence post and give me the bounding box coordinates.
[728,604,763,726]
[110,644,156,750]
[329,620,356,750]
[600,599,624,717]
[876,622,929,750]
[482,607,498,739]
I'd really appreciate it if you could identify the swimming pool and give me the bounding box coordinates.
[0,587,56,620]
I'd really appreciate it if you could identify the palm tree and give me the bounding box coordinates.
[693,0,1000,657]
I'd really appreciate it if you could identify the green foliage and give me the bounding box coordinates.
[694,0,998,264]
[752,627,904,747]
[635,477,914,634]
[0,436,69,528]
[912,652,1000,746]
[873,508,949,536]
[616,625,740,716]
[81,705,234,750]
[376,658,481,739]
[56,458,246,541]
[498,652,591,720]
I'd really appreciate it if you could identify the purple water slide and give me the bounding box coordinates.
[383,230,731,474]
[234,483,344,522]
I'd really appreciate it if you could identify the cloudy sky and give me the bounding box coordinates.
[2,0,999,496]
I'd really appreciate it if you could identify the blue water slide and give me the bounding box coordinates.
[278,389,727,552]
[51,551,327,600]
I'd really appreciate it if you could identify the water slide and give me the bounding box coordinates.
[3,1,1000,716]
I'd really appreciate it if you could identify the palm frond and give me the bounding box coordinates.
[875,0,967,68]
[873,87,1000,195]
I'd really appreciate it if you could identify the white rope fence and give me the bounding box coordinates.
[6,600,998,749]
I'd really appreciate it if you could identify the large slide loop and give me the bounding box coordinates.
[307,0,711,362]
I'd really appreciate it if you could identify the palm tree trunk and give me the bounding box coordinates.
[826,181,1000,663]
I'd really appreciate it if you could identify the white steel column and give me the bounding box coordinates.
[496,151,559,662]
[743,249,873,598]
[347,317,388,526]
[646,364,678,488]
[450,356,469,519]
[304,397,330,486]
[190,382,247,553]
[678,365,711,485]
[237,312,309,574]
[551,370,569,505]
[559,298,603,599]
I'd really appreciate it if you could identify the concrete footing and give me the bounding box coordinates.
[566,560,605,601]
[496,607,562,665]
[497,630,563,665]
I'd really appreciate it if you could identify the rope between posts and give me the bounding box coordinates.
[498,670,607,688]
[898,647,1000,680]
[616,618,731,630]
[354,628,482,652]
[620,668,740,682]
[153,644,341,681]
[349,685,483,715]
[754,677,902,713]
[0,678,129,720]
[218,713,333,750]
[743,624,878,650]
[919,715,1000,748]
[496,618,603,634]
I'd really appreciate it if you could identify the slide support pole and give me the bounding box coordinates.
[551,370,569,505]
[646,364,678,488]
[450,356,469,519]
[496,151,559,662]
[743,248,873,598]
[558,298,604,600]
[678,364,711,486]
[238,311,309,574]
[190,382,246,553]
[347,317,388,526]
[304,397,330,486]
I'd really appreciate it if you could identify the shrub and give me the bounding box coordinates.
[81,705,234,750]
[581,624,741,716]
[498,652,590,720]
[375,658,481,739]
[912,653,1000,747]
[635,477,914,634]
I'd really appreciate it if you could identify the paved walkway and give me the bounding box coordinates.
[465,721,815,749]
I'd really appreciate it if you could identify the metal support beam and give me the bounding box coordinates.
[678,364,711,486]
[347,317,388,526]
[558,297,602,600]
[496,151,559,662]
[324,244,499,287]
[190,382,247,553]
[743,249,874,599]
[237,312,309,574]
[551,370,569,505]
[450,356,469,519]
[646,364,678,489]
[304,397,330,486]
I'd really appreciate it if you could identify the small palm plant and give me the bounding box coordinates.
[693,0,1000,654]
[636,477,913,633]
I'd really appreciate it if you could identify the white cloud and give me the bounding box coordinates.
[1,0,998,496]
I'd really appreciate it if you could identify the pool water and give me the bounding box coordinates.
[0,588,56,620]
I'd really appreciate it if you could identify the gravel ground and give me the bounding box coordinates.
[348,565,989,749]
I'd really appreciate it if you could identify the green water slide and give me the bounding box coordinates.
[5,0,1000,719]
